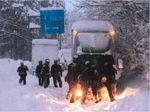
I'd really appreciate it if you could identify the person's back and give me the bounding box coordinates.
[17,62,29,85]
[51,63,62,76]
[67,62,82,81]
[17,63,28,76]
[18,65,28,76]
[100,63,116,83]
[51,60,62,88]
[41,59,50,88]
[36,63,43,75]
[98,62,117,102]
[42,64,49,75]
[36,60,43,86]
[80,61,96,104]
[65,56,82,103]
[80,62,94,84]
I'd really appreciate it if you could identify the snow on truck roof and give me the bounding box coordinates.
[32,39,58,45]
[72,20,114,32]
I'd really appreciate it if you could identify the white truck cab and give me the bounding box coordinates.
[71,20,123,70]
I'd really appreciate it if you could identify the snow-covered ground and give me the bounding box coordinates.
[0,58,149,111]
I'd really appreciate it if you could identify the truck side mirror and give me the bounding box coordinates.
[118,59,123,69]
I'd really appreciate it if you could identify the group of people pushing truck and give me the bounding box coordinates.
[17,54,117,104]
[65,55,117,104]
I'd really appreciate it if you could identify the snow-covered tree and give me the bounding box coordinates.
[70,0,149,78]
[0,0,67,60]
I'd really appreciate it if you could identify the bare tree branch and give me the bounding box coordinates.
[120,0,149,22]
[0,42,10,47]
[0,29,28,41]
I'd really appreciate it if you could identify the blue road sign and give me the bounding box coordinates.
[40,9,64,34]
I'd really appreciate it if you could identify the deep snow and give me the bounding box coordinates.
[0,57,149,111]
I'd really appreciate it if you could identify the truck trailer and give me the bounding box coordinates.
[32,39,59,74]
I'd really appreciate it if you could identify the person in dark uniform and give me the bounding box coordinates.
[65,56,82,103]
[51,60,62,88]
[79,61,96,104]
[97,61,117,102]
[17,61,29,85]
[36,60,43,86]
[90,65,100,103]
[41,59,50,88]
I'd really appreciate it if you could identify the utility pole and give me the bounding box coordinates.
[27,14,31,61]
[59,33,61,50]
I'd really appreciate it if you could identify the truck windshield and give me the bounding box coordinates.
[76,33,110,53]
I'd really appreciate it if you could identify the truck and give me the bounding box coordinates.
[71,20,123,70]
[32,39,59,74]
[71,20,123,102]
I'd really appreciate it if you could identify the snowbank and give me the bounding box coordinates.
[0,58,149,111]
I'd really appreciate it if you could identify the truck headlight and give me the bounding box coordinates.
[73,30,78,34]
[109,30,115,36]
[76,89,82,96]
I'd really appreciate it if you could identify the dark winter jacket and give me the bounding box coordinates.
[105,55,115,65]
[65,63,82,82]
[51,64,62,77]
[41,64,50,76]
[99,65,117,83]
[36,64,43,77]
[80,67,96,85]
[17,65,29,76]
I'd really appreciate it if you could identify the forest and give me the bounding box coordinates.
[0,0,149,78]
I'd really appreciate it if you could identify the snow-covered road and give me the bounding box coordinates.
[0,59,149,111]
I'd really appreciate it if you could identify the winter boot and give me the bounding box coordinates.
[110,98,115,102]
[54,85,58,88]
[81,101,87,104]
[59,83,62,88]
[70,98,75,103]
[95,99,101,103]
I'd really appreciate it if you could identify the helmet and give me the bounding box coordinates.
[85,61,91,67]
[45,59,50,64]
[20,61,24,66]
[54,60,58,64]
[39,60,42,65]
[73,55,78,63]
